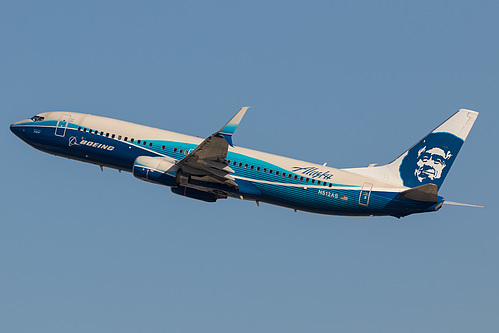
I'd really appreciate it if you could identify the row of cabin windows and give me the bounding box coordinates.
[173,147,190,155]
[77,126,167,150]
[169,149,332,187]
[226,159,333,187]
[76,130,332,187]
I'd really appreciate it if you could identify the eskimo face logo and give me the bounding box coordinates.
[68,136,79,146]
[399,132,463,188]
[414,146,452,182]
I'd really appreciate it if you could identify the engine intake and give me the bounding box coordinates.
[133,156,178,187]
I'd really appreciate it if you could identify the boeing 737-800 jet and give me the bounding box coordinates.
[10,107,479,218]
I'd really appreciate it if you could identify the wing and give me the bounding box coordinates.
[177,107,249,187]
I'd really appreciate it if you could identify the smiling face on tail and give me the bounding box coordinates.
[399,132,463,188]
[395,109,478,189]
[342,109,479,190]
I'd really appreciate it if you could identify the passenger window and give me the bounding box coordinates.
[317,181,321,185]
[173,148,177,153]
[137,140,141,144]
[263,168,267,172]
[244,164,248,169]
[143,141,147,145]
[269,170,273,174]
[78,127,81,131]
[282,173,286,177]
[161,145,165,150]
[106,133,109,137]
[239,162,243,167]
[305,178,309,182]
[83,128,87,132]
[294,175,298,180]
[329,183,333,187]
[275,171,280,176]
[100,131,104,136]
[250,165,254,170]
[124,137,128,141]
[111,134,115,138]
[300,177,304,181]
[233,161,237,166]
[256,166,261,171]
[131,138,134,143]
[179,149,183,154]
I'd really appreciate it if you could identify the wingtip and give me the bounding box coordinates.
[218,107,249,135]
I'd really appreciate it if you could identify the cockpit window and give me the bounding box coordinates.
[30,115,45,122]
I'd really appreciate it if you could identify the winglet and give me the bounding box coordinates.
[217,106,249,146]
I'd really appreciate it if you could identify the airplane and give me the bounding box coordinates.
[10,107,480,218]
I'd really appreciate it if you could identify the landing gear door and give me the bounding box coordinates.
[55,114,71,137]
[359,182,373,206]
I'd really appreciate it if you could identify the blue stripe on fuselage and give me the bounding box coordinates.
[12,121,439,217]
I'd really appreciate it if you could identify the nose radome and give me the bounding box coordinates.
[10,121,27,138]
[10,123,20,134]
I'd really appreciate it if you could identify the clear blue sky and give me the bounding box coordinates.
[2,1,498,332]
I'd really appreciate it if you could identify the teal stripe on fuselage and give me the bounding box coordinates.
[24,121,429,216]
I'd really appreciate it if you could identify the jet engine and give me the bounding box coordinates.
[133,156,225,202]
[132,156,179,187]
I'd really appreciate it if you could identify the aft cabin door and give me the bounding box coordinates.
[55,114,71,137]
[359,182,373,206]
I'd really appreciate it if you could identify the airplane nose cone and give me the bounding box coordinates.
[10,121,27,139]
[10,123,21,135]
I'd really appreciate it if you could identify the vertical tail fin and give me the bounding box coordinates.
[344,109,479,189]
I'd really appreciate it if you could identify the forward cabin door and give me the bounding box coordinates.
[359,182,373,206]
[55,114,71,137]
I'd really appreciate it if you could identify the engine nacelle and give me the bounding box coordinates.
[133,156,179,187]
[171,186,223,203]
[133,156,226,203]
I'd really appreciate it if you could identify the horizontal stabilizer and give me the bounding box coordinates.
[443,201,485,208]
[400,183,438,202]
